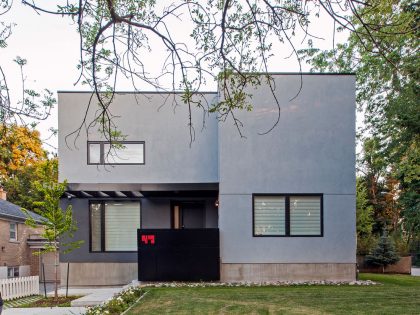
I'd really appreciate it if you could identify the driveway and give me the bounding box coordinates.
[412,267,420,276]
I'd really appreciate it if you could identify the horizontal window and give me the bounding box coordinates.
[88,141,145,165]
[90,201,141,252]
[253,194,322,237]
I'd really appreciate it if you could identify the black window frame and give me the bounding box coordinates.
[252,193,323,237]
[89,199,142,253]
[87,141,145,165]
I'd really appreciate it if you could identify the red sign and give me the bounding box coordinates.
[141,234,155,245]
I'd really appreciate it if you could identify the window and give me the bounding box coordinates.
[9,222,17,241]
[253,194,322,237]
[7,266,19,278]
[88,141,145,165]
[90,201,141,252]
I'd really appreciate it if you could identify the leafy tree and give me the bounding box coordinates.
[0,124,47,177]
[0,1,417,142]
[356,177,376,255]
[24,181,83,299]
[302,0,419,244]
[3,158,58,209]
[365,229,400,273]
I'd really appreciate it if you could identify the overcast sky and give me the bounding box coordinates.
[1,2,348,152]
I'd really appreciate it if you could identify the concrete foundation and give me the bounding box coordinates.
[221,263,356,282]
[60,262,137,286]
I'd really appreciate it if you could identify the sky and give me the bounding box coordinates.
[1,2,350,152]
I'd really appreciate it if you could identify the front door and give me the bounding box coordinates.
[172,202,205,229]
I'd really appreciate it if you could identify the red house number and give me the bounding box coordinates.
[141,234,155,245]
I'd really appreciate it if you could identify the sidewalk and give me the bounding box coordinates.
[2,284,126,314]
[3,307,86,315]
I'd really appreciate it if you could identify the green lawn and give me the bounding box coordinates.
[127,274,420,315]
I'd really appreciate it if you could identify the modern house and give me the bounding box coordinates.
[58,73,356,285]
[0,187,48,279]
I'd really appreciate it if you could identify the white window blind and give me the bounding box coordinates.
[90,203,102,251]
[290,196,321,235]
[104,143,144,164]
[254,196,286,235]
[105,202,140,251]
[88,143,101,164]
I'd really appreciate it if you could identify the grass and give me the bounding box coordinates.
[126,273,420,315]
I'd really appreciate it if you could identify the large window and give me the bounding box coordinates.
[9,222,17,241]
[253,194,322,237]
[88,141,145,165]
[90,201,141,252]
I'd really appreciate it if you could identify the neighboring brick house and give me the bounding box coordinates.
[0,188,46,279]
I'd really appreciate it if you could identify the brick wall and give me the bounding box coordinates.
[0,218,44,269]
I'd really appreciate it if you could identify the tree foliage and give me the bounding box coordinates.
[0,0,417,142]
[0,124,47,176]
[302,0,419,245]
[4,158,58,209]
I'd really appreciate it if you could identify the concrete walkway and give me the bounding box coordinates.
[412,267,420,276]
[3,307,86,315]
[2,285,126,314]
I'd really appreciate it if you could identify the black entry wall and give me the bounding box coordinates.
[138,229,220,281]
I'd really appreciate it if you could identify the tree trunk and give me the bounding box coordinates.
[382,265,385,274]
[54,250,58,299]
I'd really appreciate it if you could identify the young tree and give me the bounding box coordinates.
[365,229,400,273]
[24,181,83,299]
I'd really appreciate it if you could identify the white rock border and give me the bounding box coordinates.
[140,280,378,288]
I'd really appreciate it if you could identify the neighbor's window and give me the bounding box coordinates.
[253,194,322,237]
[7,266,19,278]
[90,201,141,252]
[9,222,17,241]
[88,141,145,165]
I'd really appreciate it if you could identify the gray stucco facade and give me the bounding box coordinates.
[58,74,356,285]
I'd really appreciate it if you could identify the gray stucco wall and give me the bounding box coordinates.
[218,74,356,264]
[58,92,218,184]
[61,197,218,263]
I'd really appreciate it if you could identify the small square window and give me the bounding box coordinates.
[7,266,19,278]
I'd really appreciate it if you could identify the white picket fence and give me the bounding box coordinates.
[0,276,39,300]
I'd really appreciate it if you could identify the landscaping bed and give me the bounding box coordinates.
[20,296,82,307]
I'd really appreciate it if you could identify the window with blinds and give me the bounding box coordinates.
[90,203,102,251]
[87,141,145,165]
[105,202,140,251]
[290,196,321,235]
[90,201,141,252]
[253,194,322,237]
[254,196,286,236]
